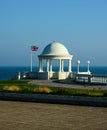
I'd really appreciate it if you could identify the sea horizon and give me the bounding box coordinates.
[0,66,107,80]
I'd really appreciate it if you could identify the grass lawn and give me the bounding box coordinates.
[0,80,107,97]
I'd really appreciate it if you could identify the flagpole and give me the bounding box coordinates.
[30,49,32,72]
[30,45,38,72]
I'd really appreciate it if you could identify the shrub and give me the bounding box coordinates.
[3,85,21,92]
[33,87,52,93]
[88,91,104,97]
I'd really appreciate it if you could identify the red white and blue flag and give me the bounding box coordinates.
[31,45,39,51]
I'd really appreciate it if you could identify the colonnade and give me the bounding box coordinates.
[38,58,72,72]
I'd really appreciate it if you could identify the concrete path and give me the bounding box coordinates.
[29,79,107,90]
[0,100,107,130]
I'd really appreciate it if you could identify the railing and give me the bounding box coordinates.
[75,74,107,84]
[91,75,107,84]
[14,72,38,80]
[14,71,107,85]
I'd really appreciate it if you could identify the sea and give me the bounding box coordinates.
[0,66,107,80]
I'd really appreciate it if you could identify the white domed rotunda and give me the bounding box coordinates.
[38,41,73,79]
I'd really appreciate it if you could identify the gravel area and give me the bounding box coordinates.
[0,101,107,130]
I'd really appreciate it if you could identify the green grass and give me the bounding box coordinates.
[0,80,107,97]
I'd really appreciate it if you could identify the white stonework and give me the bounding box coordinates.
[38,41,73,80]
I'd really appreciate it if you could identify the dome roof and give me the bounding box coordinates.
[41,42,70,56]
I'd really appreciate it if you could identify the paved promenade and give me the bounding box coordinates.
[29,79,107,90]
[0,100,107,130]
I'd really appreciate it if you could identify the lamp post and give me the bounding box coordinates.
[77,60,80,73]
[87,60,90,73]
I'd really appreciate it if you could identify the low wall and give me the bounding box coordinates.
[38,72,49,79]
[0,92,107,107]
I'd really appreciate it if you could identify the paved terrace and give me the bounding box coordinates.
[0,100,107,130]
[29,79,107,90]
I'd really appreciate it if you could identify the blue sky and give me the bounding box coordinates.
[0,0,107,66]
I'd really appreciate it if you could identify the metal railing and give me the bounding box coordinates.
[74,74,107,85]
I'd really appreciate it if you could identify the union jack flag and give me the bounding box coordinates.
[31,45,39,51]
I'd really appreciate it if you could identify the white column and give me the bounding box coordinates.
[39,59,41,72]
[87,60,90,72]
[59,59,61,72]
[39,58,43,72]
[68,59,71,72]
[49,59,52,72]
[46,59,49,72]
[61,59,64,72]
[77,60,80,73]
